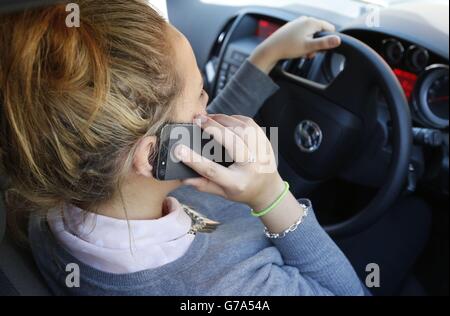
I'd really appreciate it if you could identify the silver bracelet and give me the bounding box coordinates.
[263,199,312,239]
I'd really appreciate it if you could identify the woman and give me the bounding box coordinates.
[0,0,364,295]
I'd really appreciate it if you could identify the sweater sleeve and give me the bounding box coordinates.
[206,60,279,117]
[268,199,366,296]
[207,199,367,296]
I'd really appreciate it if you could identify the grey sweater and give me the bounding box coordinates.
[28,61,365,296]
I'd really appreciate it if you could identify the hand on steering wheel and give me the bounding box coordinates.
[259,32,412,237]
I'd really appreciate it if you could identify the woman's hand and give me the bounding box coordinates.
[249,16,341,74]
[174,114,285,211]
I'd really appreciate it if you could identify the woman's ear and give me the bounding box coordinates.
[133,136,158,178]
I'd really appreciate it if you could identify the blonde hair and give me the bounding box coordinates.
[0,0,181,237]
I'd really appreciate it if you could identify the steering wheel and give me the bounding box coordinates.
[259,32,412,238]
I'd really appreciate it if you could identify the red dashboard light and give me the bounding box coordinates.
[393,68,418,100]
[256,19,280,39]
[259,20,269,28]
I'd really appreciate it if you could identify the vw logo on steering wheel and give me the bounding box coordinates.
[295,120,323,153]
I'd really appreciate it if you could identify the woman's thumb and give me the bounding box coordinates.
[307,35,341,52]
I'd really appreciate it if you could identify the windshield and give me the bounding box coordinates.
[199,0,447,8]
[196,0,448,20]
[352,0,442,5]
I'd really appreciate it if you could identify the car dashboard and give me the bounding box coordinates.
[203,8,448,129]
[179,2,449,195]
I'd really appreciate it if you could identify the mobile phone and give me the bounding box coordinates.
[153,123,234,181]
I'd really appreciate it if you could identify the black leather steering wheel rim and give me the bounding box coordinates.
[262,32,412,239]
[323,32,412,238]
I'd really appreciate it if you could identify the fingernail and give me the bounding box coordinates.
[183,179,195,186]
[175,145,187,159]
[330,36,340,46]
[194,114,208,125]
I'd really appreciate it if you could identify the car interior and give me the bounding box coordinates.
[0,0,448,296]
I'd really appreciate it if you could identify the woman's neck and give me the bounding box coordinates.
[94,175,182,220]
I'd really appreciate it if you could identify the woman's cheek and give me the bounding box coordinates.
[189,93,209,120]
[201,92,209,111]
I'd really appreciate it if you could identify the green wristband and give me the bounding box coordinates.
[251,181,290,217]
